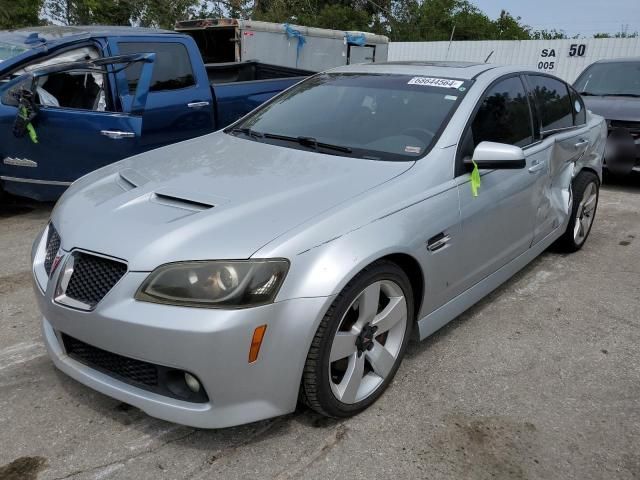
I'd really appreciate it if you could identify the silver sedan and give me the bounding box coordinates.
[32,62,606,428]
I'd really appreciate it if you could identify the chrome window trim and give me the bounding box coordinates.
[0,175,73,186]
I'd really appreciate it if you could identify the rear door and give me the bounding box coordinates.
[0,54,154,201]
[524,74,591,244]
[111,38,214,148]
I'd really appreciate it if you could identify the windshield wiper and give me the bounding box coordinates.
[229,127,264,140]
[262,132,353,154]
[579,91,599,96]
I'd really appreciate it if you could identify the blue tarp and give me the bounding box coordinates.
[283,23,306,67]
[345,32,366,46]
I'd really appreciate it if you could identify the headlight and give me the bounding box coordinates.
[135,259,289,308]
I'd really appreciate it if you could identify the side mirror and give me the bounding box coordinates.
[11,86,39,140]
[465,141,526,170]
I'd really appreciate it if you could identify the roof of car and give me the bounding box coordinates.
[593,57,640,64]
[0,25,175,48]
[328,61,498,80]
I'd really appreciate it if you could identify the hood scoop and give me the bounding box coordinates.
[150,187,228,213]
[118,168,150,191]
[152,193,214,212]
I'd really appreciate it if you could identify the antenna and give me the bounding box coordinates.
[445,25,456,59]
[484,50,494,63]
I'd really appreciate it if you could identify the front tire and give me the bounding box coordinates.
[554,171,600,252]
[301,260,413,418]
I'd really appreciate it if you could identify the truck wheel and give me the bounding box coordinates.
[301,260,413,418]
[554,171,600,252]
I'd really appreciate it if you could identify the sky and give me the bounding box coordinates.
[471,0,640,37]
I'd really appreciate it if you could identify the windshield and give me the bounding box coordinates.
[0,41,28,62]
[574,61,640,97]
[229,73,470,161]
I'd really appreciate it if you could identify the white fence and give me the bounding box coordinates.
[389,38,640,82]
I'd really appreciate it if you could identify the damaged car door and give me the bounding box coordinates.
[0,53,154,200]
[523,74,598,245]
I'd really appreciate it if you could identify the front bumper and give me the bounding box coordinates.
[605,123,640,173]
[33,238,333,428]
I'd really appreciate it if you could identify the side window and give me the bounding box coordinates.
[527,75,573,132]
[118,42,195,93]
[470,76,533,148]
[37,72,109,111]
[2,46,110,111]
[569,87,586,126]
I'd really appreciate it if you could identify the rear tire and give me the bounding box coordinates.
[553,171,599,253]
[301,260,413,418]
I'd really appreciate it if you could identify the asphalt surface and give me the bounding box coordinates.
[0,176,639,480]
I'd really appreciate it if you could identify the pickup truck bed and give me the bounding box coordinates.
[209,61,311,128]
[206,61,313,84]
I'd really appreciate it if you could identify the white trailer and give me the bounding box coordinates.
[176,18,389,72]
[389,38,640,82]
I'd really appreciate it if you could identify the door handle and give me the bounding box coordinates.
[574,139,589,149]
[427,233,451,252]
[100,130,136,139]
[528,161,546,173]
[187,101,210,108]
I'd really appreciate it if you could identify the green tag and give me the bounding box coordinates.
[470,159,481,197]
[19,105,38,144]
[26,123,38,144]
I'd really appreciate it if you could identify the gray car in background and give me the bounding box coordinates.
[574,58,640,175]
[32,62,606,428]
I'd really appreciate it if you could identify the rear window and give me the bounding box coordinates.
[231,73,470,161]
[118,42,195,92]
[527,75,573,132]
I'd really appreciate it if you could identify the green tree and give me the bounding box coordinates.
[391,1,530,42]
[494,10,530,40]
[531,28,567,40]
[0,0,45,29]
[42,0,202,28]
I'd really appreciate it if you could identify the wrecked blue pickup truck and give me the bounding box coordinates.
[0,26,311,201]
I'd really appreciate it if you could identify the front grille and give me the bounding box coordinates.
[609,121,640,140]
[44,225,61,276]
[61,334,209,403]
[62,333,158,386]
[65,253,127,308]
[609,120,640,132]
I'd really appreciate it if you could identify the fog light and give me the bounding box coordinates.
[184,373,201,393]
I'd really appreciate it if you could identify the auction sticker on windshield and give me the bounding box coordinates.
[408,77,464,89]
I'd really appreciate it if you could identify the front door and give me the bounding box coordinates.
[0,54,154,201]
[452,75,540,293]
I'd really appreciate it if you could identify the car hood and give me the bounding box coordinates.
[52,133,413,271]
[583,96,640,123]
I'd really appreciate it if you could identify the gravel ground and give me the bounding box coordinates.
[0,176,639,480]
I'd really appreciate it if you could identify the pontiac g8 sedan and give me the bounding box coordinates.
[32,62,606,428]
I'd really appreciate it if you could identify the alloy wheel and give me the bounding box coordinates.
[328,280,408,404]
[573,181,598,245]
